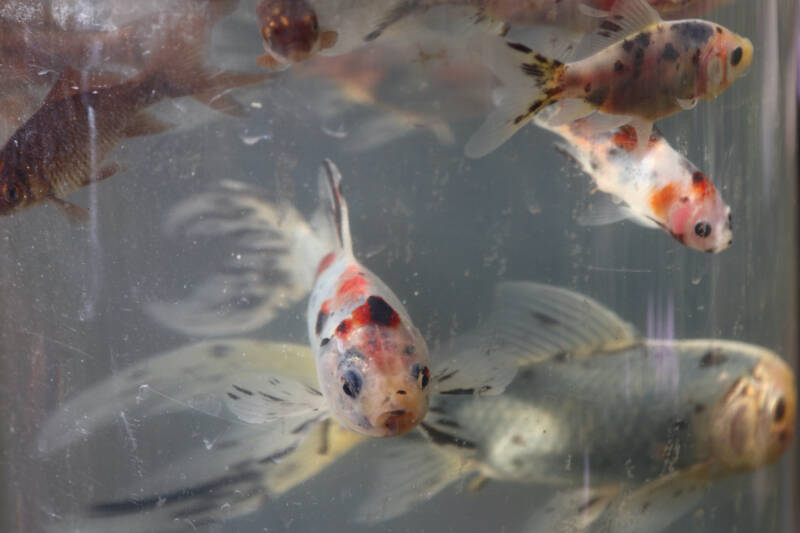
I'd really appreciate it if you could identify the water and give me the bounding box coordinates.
[0,0,797,531]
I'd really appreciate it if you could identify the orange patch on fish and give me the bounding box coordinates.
[352,296,401,328]
[337,271,369,298]
[649,183,679,219]
[691,171,716,199]
[612,126,657,152]
[315,252,336,278]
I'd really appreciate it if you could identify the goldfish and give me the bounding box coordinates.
[364,0,734,41]
[536,109,733,252]
[464,0,753,158]
[148,161,517,438]
[255,0,339,69]
[353,283,796,532]
[0,25,268,221]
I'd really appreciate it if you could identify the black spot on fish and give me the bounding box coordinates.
[694,403,705,414]
[320,337,330,347]
[403,345,416,356]
[522,63,544,77]
[258,444,298,464]
[622,39,634,53]
[584,82,592,93]
[396,390,407,395]
[420,422,476,449]
[507,41,532,53]
[633,47,645,79]
[553,352,569,363]
[360,296,400,327]
[662,43,679,61]
[343,347,366,363]
[439,388,474,395]
[671,21,714,44]
[211,344,230,358]
[436,418,461,428]
[586,86,609,107]
[642,501,651,511]
[259,391,284,402]
[292,414,323,434]
[692,171,706,183]
[700,349,727,368]
[600,20,622,32]
[531,311,559,326]
[692,48,701,65]
[731,46,743,66]
[232,385,253,396]
[436,369,458,383]
[673,419,688,431]
[227,392,240,400]
[614,60,626,73]
[716,26,723,34]
[315,310,328,335]
[305,385,323,396]
[634,32,651,48]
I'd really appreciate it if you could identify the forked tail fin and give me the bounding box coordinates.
[314,159,354,256]
[465,38,566,158]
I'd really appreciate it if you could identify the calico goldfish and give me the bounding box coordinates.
[354,283,796,532]
[537,110,733,252]
[0,35,268,221]
[464,0,753,158]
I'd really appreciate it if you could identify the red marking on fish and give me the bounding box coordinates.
[691,171,716,199]
[336,318,352,338]
[650,183,679,219]
[352,296,401,328]
[337,271,369,298]
[612,126,657,152]
[315,252,336,278]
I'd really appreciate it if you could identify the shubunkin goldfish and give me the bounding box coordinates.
[537,111,733,252]
[464,0,753,158]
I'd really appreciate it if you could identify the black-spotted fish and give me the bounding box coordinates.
[353,283,796,532]
[255,0,338,69]
[536,108,733,252]
[464,0,753,158]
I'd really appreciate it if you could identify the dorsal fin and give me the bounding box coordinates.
[317,159,353,255]
[580,0,663,57]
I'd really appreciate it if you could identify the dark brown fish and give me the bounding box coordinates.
[255,0,338,69]
[0,34,269,220]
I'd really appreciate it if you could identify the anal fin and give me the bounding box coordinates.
[49,197,89,224]
[122,112,175,138]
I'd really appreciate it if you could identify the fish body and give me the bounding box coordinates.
[539,117,732,252]
[0,37,267,218]
[465,0,753,157]
[306,160,431,437]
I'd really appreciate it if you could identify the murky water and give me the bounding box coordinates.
[0,0,797,532]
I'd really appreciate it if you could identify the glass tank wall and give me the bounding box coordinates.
[0,0,796,532]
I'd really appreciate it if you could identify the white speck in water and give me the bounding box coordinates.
[691,277,702,285]
[240,132,272,145]
[250,102,263,109]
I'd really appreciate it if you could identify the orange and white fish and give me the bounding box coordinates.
[537,110,732,252]
[255,0,338,70]
[303,160,432,437]
[465,0,753,158]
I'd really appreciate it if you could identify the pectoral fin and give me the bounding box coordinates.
[122,112,175,138]
[49,196,89,224]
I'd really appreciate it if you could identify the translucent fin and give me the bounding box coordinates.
[81,416,319,531]
[319,30,339,50]
[316,159,354,256]
[36,339,317,455]
[147,180,326,336]
[344,111,455,152]
[628,117,654,160]
[355,432,473,524]
[575,112,633,135]
[122,111,175,138]
[602,465,713,533]
[49,197,89,225]
[522,485,622,533]
[582,0,663,56]
[538,99,596,128]
[483,282,641,365]
[224,373,327,425]
[266,419,368,496]
[465,38,565,158]
[365,1,432,42]
[575,193,634,226]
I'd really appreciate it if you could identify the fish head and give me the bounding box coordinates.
[703,30,753,98]
[665,171,732,253]
[710,348,796,472]
[0,160,29,215]
[320,315,431,438]
[256,0,321,65]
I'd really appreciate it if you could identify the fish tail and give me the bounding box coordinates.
[138,29,271,111]
[465,39,566,158]
[146,181,326,336]
[312,159,354,256]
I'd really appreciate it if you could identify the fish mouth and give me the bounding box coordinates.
[373,409,420,437]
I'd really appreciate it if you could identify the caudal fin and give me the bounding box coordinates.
[147,180,326,336]
[465,38,566,158]
[313,159,354,256]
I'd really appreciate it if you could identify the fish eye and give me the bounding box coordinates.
[412,363,430,389]
[341,370,362,399]
[773,397,786,422]
[2,182,20,204]
[731,46,743,66]
[694,221,712,238]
